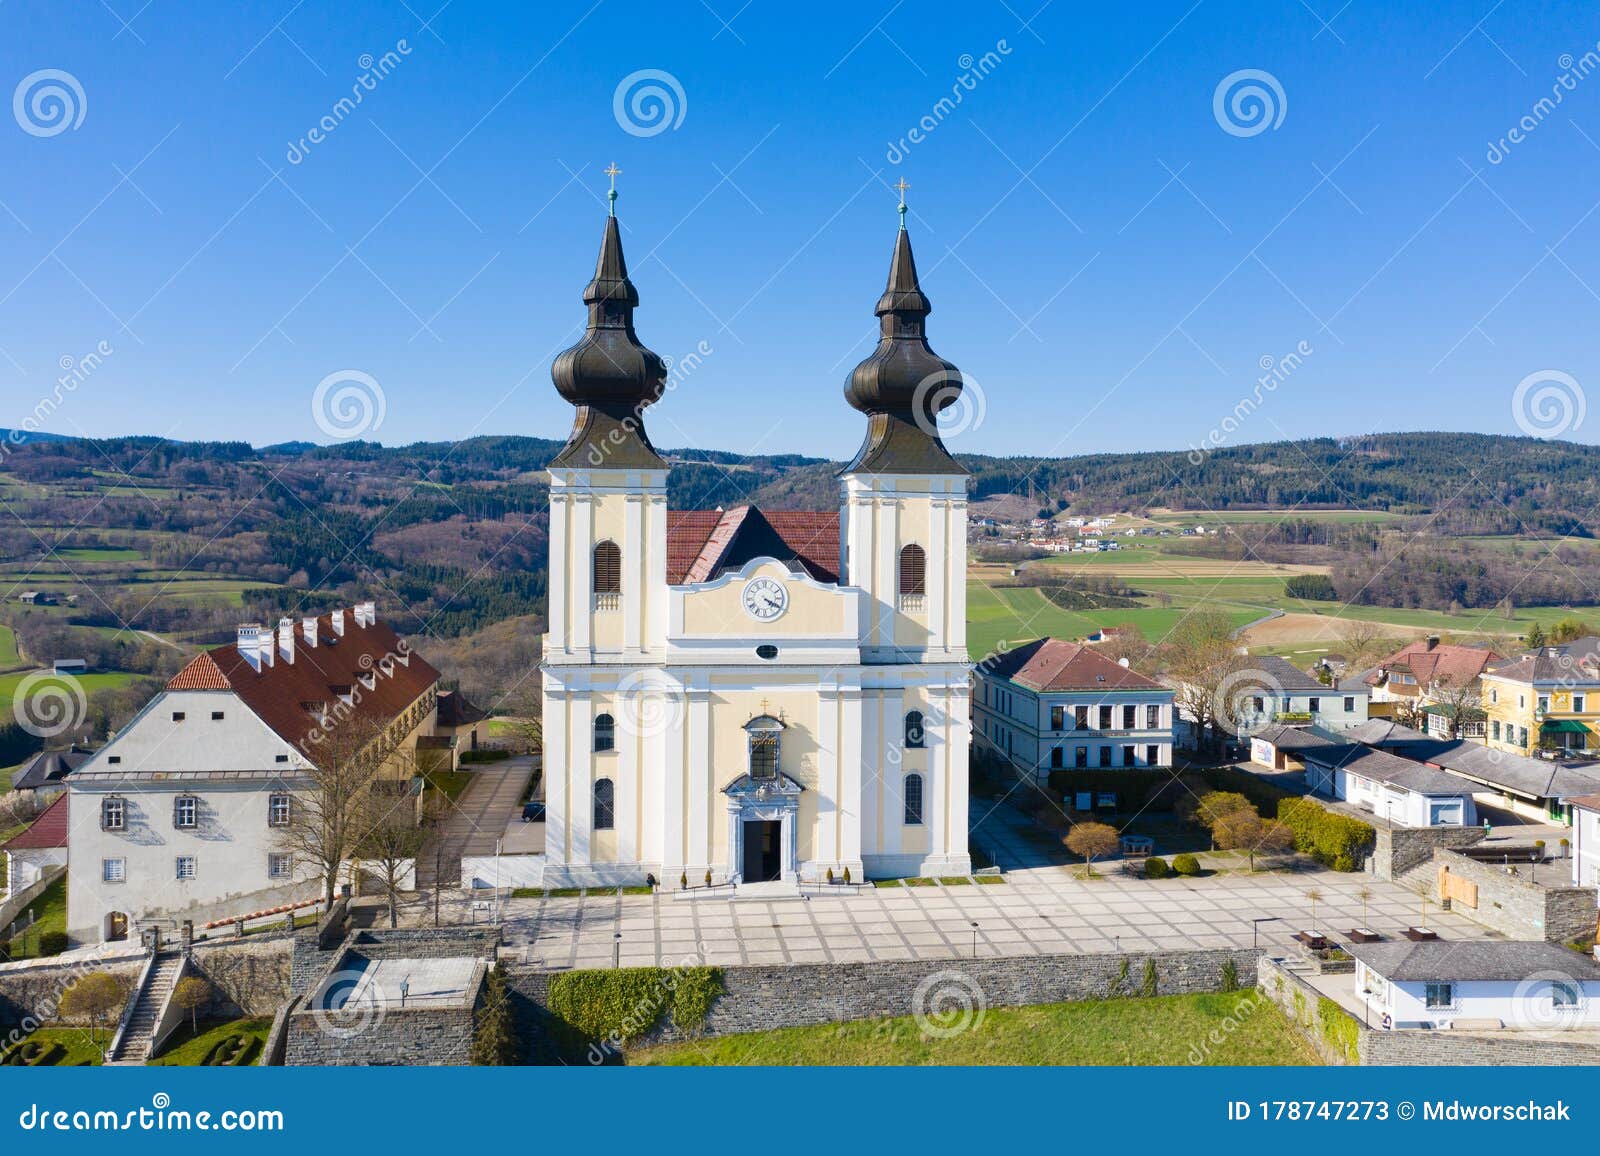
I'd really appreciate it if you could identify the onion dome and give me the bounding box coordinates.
[841,222,966,475]
[550,208,669,469]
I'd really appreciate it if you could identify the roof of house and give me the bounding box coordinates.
[435,690,487,728]
[158,610,440,769]
[1368,640,1502,688]
[1,793,68,851]
[1570,792,1600,812]
[10,747,90,791]
[1383,738,1600,800]
[1338,666,1379,693]
[665,506,840,585]
[1252,724,1338,751]
[1346,939,1600,982]
[980,638,1164,693]
[1301,744,1473,796]
[1484,637,1600,685]
[1250,655,1328,692]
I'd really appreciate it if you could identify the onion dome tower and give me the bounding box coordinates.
[550,174,668,469]
[841,190,967,476]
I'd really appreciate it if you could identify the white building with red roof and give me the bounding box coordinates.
[972,638,1176,784]
[65,603,443,944]
[2,793,69,897]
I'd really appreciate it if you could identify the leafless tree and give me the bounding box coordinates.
[277,716,400,907]
[1160,610,1246,752]
[356,783,434,929]
[1429,676,1483,739]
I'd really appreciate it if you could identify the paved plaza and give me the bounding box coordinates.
[476,862,1493,970]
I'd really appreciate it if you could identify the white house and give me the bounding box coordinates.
[1351,940,1600,1030]
[1571,794,1600,891]
[536,206,972,890]
[1,793,68,897]
[1227,656,1369,732]
[66,604,442,944]
[1303,744,1477,827]
[972,637,1175,782]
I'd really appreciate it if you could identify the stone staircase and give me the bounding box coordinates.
[107,952,183,1065]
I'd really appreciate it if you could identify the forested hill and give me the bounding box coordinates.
[957,432,1600,536]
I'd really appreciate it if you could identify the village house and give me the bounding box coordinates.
[64,604,447,945]
[1481,637,1600,757]
[972,638,1175,781]
[1365,637,1500,737]
[1302,743,1478,828]
[1571,794,1600,890]
[1,793,68,898]
[1227,655,1370,733]
[1352,940,1600,1031]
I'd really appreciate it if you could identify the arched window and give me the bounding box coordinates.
[905,710,925,749]
[898,544,927,596]
[594,713,615,752]
[903,774,924,825]
[593,540,621,605]
[745,715,784,781]
[593,778,615,830]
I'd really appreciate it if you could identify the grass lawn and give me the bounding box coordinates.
[6,875,67,960]
[630,990,1316,1066]
[50,547,144,562]
[0,624,21,670]
[426,770,475,803]
[0,1027,105,1066]
[149,1018,272,1066]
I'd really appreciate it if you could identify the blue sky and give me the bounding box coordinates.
[3,0,1600,460]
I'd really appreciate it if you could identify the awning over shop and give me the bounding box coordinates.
[1540,718,1592,734]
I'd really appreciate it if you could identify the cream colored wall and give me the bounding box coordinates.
[702,683,822,865]
[680,561,853,638]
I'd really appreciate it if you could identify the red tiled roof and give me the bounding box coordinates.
[982,637,1163,692]
[666,507,840,585]
[164,611,440,767]
[165,650,230,690]
[1369,641,1502,689]
[3,793,68,851]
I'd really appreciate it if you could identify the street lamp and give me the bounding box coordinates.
[613,931,622,969]
[1252,916,1280,950]
[970,921,979,959]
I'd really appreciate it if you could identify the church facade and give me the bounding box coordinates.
[539,196,972,888]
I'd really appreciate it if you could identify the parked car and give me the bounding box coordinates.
[521,800,546,822]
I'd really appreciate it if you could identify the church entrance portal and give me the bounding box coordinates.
[742,820,782,882]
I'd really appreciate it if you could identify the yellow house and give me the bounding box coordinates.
[1481,640,1600,757]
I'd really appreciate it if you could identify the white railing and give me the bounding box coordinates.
[592,592,621,611]
[898,594,925,613]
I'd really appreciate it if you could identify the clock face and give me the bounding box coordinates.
[741,576,789,622]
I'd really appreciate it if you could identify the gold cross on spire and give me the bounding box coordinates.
[895,176,910,228]
[605,162,622,216]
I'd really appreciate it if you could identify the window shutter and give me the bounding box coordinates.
[593,541,622,594]
[898,545,926,596]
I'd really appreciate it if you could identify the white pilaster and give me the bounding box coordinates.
[687,687,711,872]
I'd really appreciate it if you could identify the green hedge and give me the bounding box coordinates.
[546,966,724,1052]
[37,932,69,957]
[1278,798,1374,872]
[1045,769,1174,812]
[1317,996,1360,1063]
[459,750,511,764]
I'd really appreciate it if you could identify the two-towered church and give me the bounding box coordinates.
[539,191,973,888]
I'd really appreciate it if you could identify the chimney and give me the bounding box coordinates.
[1426,635,1440,651]
[331,609,345,637]
[237,624,264,672]
[355,600,376,628]
[302,617,319,647]
[277,617,295,665]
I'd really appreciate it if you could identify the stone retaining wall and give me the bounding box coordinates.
[1371,826,1485,881]
[188,938,292,1017]
[1431,848,1596,942]
[0,953,143,1032]
[506,946,1262,1061]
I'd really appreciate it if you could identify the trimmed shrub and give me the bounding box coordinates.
[37,931,69,956]
[1278,798,1374,872]
[1220,957,1239,993]
[1144,857,1170,879]
[546,966,724,1054]
[459,750,510,764]
[1171,853,1202,877]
